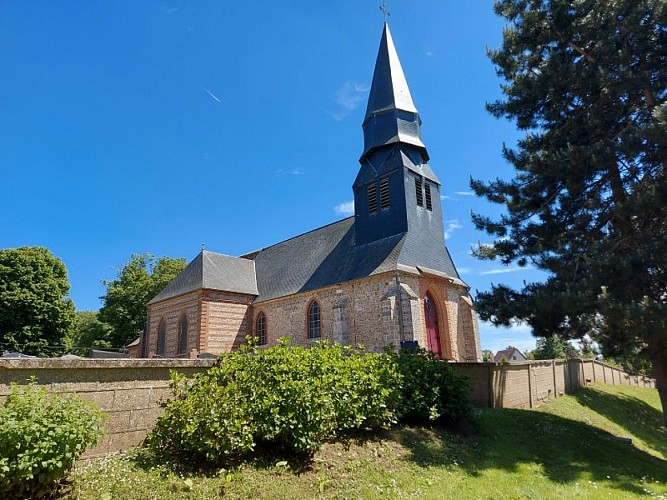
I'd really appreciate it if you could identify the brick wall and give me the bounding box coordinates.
[147,291,201,358]
[0,358,216,459]
[452,359,657,409]
[147,290,253,357]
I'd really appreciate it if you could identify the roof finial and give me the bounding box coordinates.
[379,1,390,23]
[202,242,205,251]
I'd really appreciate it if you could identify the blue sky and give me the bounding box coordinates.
[0,1,546,354]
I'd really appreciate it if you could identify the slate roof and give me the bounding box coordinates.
[493,347,526,363]
[148,250,258,304]
[362,23,428,161]
[250,217,404,302]
[246,217,460,303]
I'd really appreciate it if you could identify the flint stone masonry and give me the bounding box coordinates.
[0,358,216,459]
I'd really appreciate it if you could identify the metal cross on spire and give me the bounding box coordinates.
[379,1,390,23]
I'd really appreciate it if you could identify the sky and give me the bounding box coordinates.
[0,1,548,354]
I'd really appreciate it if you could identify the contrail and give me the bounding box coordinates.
[200,85,221,103]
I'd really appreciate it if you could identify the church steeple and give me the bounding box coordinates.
[353,22,450,277]
[361,23,428,162]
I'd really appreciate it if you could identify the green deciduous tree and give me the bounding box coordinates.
[70,311,114,356]
[472,1,667,423]
[0,247,76,356]
[532,336,573,360]
[98,254,186,348]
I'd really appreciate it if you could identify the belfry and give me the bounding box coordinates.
[142,22,481,362]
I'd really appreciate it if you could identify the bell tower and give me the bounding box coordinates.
[353,23,452,274]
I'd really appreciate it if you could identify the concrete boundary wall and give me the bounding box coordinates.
[0,357,657,458]
[451,359,656,409]
[0,358,217,458]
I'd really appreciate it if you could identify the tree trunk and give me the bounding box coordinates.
[650,342,667,427]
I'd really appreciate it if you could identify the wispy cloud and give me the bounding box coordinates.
[444,219,462,239]
[454,191,475,196]
[441,195,454,201]
[480,265,533,276]
[334,200,355,217]
[274,168,304,177]
[165,7,179,15]
[200,85,221,103]
[456,267,471,275]
[327,81,370,121]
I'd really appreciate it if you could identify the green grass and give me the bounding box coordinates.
[67,384,667,499]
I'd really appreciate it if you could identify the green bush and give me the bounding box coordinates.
[394,348,471,423]
[149,339,400,463]
[0,381,104,498]
[149,340,471,466]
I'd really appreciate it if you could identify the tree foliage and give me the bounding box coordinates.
[472,1,667,421]
[70,311,113,356]
[0,247,76,356]
[98,253,186,348]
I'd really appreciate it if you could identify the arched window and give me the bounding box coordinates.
[255,312,267,346]
[307,300,321,339]
[178,314,188,355]
[157,319,166,357]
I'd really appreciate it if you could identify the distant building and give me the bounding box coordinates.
[143,23,481,362]
[493,347,526,364]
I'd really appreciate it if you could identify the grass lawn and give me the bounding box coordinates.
[67,384,667,499]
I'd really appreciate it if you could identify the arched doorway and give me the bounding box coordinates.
[424,292,442,358]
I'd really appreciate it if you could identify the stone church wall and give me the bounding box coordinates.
[250,271,478,361]
[146,273,480,362]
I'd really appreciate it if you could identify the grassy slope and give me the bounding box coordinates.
[69,384,667,499]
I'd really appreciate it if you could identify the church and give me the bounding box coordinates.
[140,23,482,362]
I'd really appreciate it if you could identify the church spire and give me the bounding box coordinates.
[361,23,428,162]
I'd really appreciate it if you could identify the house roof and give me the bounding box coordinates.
[493,347,526,363]
[148,250,258,304]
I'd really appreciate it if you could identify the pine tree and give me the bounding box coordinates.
[472,1,667,423]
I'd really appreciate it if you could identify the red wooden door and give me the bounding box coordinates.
[424,293,442,358]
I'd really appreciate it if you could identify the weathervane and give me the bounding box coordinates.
[380,1,390,22]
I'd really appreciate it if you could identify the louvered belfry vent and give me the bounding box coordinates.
[425,183,433,211]
[415,178,423,207]
[380,178,390,209]
[368,183,378,213]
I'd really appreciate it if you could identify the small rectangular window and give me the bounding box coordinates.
[367,184,377,213]
[380,178,390,209]
[415,178,423,207]
[425,183,433,211]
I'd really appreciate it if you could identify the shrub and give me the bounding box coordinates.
[394,348,471,423]
[149,339,400,463]
[0,381,105,498]
[149,341,471,466]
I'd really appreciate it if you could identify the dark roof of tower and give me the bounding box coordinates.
[362,23,428,161]
[148,250,258,304]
